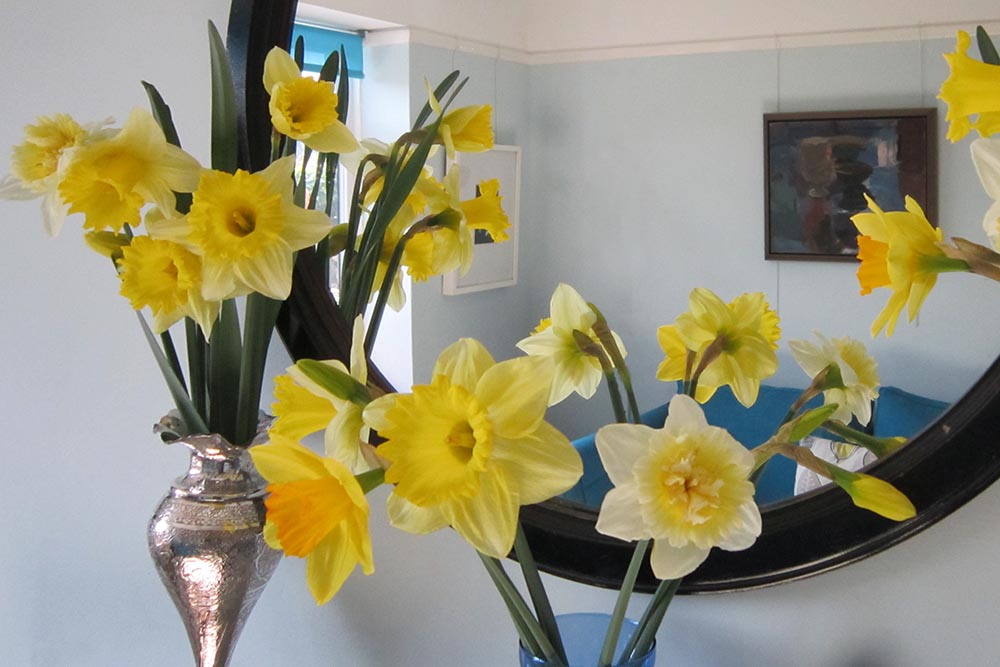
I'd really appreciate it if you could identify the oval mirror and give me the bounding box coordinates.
[227,0,1000,593]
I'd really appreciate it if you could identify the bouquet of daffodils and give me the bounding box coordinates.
[0,23,507,450]
[256,276,916,666]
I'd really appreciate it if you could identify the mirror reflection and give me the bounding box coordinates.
[291,3,1000,511]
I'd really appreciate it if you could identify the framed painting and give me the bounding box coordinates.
[764,108,936,261]
[443,145,521,294]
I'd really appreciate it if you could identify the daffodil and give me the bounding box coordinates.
[263,47,359,154]
[150,155,331,301]
[57,108,201,233]
[851,195,967,337]
[970,137,1000,250]
[363,338,582,558]
[436,105,495,158]
[660,288,779,407]
[0,113,113,236]
[117,235,220,337]
[595,394,761,580]
[249,434,374,605]
[516,283,627,405]
[939,30,1000,142]
[789,331,880,425]
[271,316,379,473]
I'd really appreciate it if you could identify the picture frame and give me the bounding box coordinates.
[443,144,521,294]
[764,108,936,261]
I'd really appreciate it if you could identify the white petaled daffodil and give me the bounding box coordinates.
[789,331,880,426]
[516,283,626,406]
[148,155,331,301]
[263,47,359,154]
[0,113,114,236]
[970,137,1000,251]
[595,394,761,580]
[363,338,583,558]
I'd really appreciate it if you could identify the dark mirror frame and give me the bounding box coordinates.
[227,0,1000,594]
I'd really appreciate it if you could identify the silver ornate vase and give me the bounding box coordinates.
[148,416,281,667]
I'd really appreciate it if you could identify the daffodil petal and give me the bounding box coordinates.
[236,238,294,299]
[386,493,450,534]
[432,338,496,391]
[491,423,581,505]
[263,46,302,91]
[648,540,710,580]
[305,120,360,154]
[477,355,553,438]
[594,485,645,542]
[306,524,363,605]
[716,502,762,551]
[249,439,328,484]
[440,471,517,558]
[595,423,655,487]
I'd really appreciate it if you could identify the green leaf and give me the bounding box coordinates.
[136,312,208,434]
[185,318,208,418]
[788,404,839,441]
[355,468,385,494]
[208,20,239,173]
[293,35,305,70]
[319,49,340,84]
[978,26,1000,65]
[235,293,283,446]
[208,299,242,441]
[335,46,350,124]
[141,81,183,147]
[296,359,371,405]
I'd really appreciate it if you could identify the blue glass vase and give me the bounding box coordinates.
[518,613,656,667]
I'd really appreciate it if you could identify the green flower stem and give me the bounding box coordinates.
[137,312,208,435]
[598,539,650,667]
[687,336,726,399]
[572,330,628,424]
[624,577,681,661]
[234,293,282,446]
[341,155,374,282]
[588,304,640,424]
[821,420,906,458]
[514,523,567,666]
[364,220,428,355]
[478,553,563,665]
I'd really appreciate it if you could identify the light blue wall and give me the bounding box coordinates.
[401,38,1000,439]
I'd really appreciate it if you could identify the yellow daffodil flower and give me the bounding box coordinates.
[595,394,761,580]
[970,137,1000,250]
[436,104,495,158]
[0,113,113,236]
[272,316,378,473]
[117,235,220,337]
[851,195,964,337]
[459,178,511,242]
[263,47,359,154]
[789,331,880,425]
[151,155,331,301]
[57,108,201,233]
[516,283,627,406]
[362,338,582,558]
[660,288,780,407]
[939,30,1000,142]
[249,434,374,605]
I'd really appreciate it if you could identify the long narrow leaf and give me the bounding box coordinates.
[141,81,192,214]
[319,49,340,84]
[137,312,208,434]
[208,299,242,440]
[978,26,1000,65]
[413,70,460,129]
[159,331,187,392]
[185,318,208,418]
[208,20,239,173]
[235,293,282,445]
[335,45,350,123]
[514,524,566,665]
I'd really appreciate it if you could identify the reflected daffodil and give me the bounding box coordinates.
[851,194,966,337]
[939,30,1000,142]
[516,283,626,405]
[789,331,880,426]
[363,338,582,558]
[250,434,374,605]
[595,394,761,580]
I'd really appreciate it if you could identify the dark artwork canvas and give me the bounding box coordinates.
[764,109,935,261]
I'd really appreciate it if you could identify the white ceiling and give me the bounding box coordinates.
[303,0,1000,55]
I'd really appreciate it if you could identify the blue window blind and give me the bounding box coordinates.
[291,23,364,78]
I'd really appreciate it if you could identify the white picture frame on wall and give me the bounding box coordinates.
[442,144,521,295]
